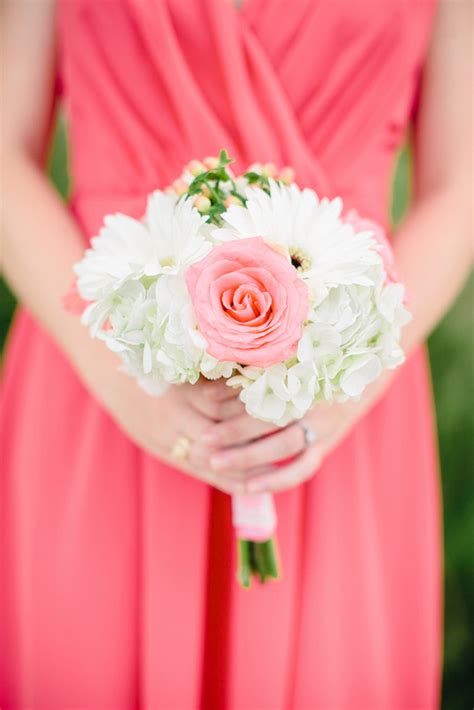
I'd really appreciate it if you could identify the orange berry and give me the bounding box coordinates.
[203,156,220,170]
[194,194,211,212]
[225,195,241,208]
[279,166,295,185]
[262,162,277,178]
[172,178,189,196]
[188,160,206,176]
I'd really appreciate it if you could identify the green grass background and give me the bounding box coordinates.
[1,118,473,707]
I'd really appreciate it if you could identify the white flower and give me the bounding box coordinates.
[74,192,211,302]
[286,361,319,416]
[235,365,290,425]
[84,275,207,389]
[200,354,236,380]
[215,180,381,295]
[376,282,411,328]
[339,354,382,397]
[143,192,212,276]
[151,275,206,385]
[75,214,152,301]
[293,270,410,402]
[228,362,319,427]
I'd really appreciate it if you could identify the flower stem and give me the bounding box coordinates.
[203,179,221,203]
[236,538,280,588]
[254,541,269,583]
[259,539,279,579]
[237,539,252,588]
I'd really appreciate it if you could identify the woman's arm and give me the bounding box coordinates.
[1,0,250,495]
[394,0,472,355]
[205,0,473,490]
[1,0,90,363]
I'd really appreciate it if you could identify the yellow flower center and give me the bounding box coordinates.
[160,256,175,268]
[289,246,311,271]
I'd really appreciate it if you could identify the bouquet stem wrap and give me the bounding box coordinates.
[232,493,280,586]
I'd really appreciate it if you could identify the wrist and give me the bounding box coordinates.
[61,323,127,406]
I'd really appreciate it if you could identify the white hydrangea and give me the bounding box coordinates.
[228,361,320,427]
[227,273,409,425]
[75,194,212,389]
[200,354,237,380]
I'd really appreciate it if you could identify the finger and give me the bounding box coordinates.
[243,445,323,494]
[178,405,246,472]
[168,404,215,469]
[192,378,239,403]
[168,456,248,495]
[201,412,278,448]
[180,411,249,473]
[190,466,248,496]
[190,393,245,421]
[176,404,211,440]
[209,423,306,472]
[164,430,246,493]
[212,462,277,483]
[156,400,247,493]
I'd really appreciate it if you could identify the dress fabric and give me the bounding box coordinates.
[0,1,442,708]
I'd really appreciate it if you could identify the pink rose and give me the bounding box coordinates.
[185,237,309,367]
[345,209,400,285]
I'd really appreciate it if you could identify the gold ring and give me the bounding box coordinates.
[170,435,192,461]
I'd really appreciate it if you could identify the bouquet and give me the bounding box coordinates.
[72,150,410,587]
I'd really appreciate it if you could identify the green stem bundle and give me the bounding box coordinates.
[237,538,280,588]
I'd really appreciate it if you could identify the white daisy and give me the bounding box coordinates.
[74,191,211,302]
[143,191,212,276]
[215,180,381,294]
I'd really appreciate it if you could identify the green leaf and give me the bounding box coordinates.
[218,148,234,166]
[205,169,229,182]
[243,171,261,184]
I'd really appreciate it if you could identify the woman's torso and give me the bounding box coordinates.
[57,0,436,236]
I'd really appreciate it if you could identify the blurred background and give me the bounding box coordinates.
[1,116,473,708]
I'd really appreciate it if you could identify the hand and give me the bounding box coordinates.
[76,344,250,495]
[241,401,362,494]
[203,372,395,493]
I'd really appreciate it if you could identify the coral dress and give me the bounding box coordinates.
[1,1,442,708]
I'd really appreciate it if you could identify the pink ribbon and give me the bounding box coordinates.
[231,492,277,541]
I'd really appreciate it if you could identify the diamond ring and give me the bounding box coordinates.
[298,421,318,449]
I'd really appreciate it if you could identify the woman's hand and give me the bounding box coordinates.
[240,399,369,494]
[77,346,253,495]
[203,371,395,494]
